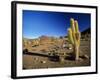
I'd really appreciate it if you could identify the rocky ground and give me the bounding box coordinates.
[23,36,91,69]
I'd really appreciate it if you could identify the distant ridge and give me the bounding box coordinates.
[23,28,91,40]
[81,28,90,35]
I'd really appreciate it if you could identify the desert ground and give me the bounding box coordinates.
[23,32,91,70]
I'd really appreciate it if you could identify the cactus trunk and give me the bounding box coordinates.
[74,44,79,60]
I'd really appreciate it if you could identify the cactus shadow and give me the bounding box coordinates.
[64,53,75,61]
[23,49,60,62]
[48,55,60,62]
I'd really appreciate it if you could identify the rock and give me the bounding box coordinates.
[84,54,89,59]
[34,57,38,61]
[60,57,65,62]
[80,54,89,59]
[23,49,28,54]
[40,61,46,64]
[69,47,72,50]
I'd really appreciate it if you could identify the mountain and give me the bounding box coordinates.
[81,28,90,35]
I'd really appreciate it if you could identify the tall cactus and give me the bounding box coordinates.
[68,18,81,60]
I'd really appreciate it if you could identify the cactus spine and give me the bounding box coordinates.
[68,18,81,60]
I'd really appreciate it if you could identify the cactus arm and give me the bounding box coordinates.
[70,18,76,33]
[78,32,81,45]
[68,28,74,44]
[74,20,79,33]
[70,18,77,45]
[74,20,80,46]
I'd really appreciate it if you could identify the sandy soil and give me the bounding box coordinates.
[23,38,91,69]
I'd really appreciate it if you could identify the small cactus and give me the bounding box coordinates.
[68,18,81,60]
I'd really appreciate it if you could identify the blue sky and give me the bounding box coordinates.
[23,10,91,39]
